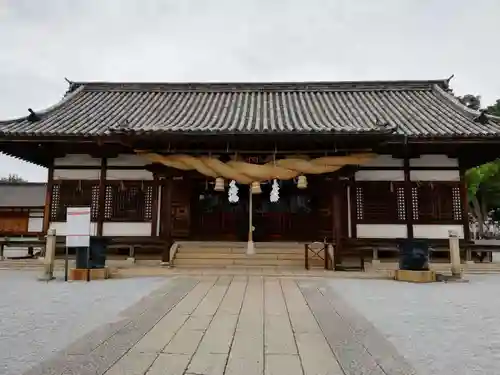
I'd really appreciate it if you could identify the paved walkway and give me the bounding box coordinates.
[23,276,416,375]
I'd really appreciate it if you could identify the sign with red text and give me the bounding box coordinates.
[66,207,91,247]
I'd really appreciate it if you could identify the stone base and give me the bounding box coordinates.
[69,267,110,281]
[395,269,436,283]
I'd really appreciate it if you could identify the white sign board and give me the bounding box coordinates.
[66,207,91,247]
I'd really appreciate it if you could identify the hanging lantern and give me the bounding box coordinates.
[228,180,239,203]
[297,175,308,189]
[214,177,225,192]
[270,179,280,202]
[251,181,262,194]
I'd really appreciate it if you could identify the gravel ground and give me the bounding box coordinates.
[328,276,500,375]
[0,271,168,375]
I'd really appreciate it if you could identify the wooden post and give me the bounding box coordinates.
[161,176,173,262]
[151,174,160,236]
[332,178,343,271]
[97,158,107,237]
[42,160,54,235]
[459,166,471,241]
[403,152,414,239]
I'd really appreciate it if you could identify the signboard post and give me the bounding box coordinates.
[65,207,91,282]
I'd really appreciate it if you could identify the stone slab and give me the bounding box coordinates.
[395,269,436,283]
[146,353,191,375]
[186,353,227,375]
[265,354,303,375]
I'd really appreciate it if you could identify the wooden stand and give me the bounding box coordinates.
[395,269,436,283]
[69,267,110,281]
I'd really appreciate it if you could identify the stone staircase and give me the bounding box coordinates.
[368,261,500,275]
[171,241,323,269]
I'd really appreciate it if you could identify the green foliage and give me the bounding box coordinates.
[486,99,500,117]
[0,173,26,183]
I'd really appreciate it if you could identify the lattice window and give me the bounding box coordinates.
[104,185,113,220]
[356,186,364,220]
[50,184,60,221]
[144,185,153,220]
[452,186,462,220]
[412,186,419,220]
[396,186,406,220]
[355,182,404,223]
[413,182,460,223]
[105,181,152,222]
[52,181,99,221]
[91,185,100,219]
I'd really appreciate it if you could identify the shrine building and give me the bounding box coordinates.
[1,79,499,267]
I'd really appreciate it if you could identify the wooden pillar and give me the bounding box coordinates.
[349,176,357,238]
[96,158,107,237]
[332,178,343,270]
[161,176,173,262]
[459,166,471,241]
[403,152,414,239]
[42,160,54,235]
[151,174,160,236]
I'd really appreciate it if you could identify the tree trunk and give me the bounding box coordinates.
[471,195,484,237]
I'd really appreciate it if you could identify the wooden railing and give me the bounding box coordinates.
[304,241,331,270]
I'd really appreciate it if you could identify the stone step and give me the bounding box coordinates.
[178,247,304,254]
[175,252,305,260]
[174,257,322,267]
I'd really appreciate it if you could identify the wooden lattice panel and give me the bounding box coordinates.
[104,185,113,220]
[396,186,406,220]
[91,185,99,221]
[452,186,462,220]
[144,185,153,220]
[50,184,60,221]
[411,186,419,220]
[355,186,364,220]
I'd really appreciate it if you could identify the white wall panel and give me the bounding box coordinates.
[54,154,101,166]
[362,155,403,167]
[49,222,98,236]
[410,170,460,181]
[107,154,149,167]
[106,169,153,180]
[413,224,464,239]
[102,222,151,236]
[355,170,404,181]
[53,169,100,180]
[410,154,458,167]
[356,224,407,238]
[28,218,43,232]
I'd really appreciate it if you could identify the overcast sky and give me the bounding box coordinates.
[1,0,499,181]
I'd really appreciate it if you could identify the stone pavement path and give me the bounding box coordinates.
[22,276,417,375]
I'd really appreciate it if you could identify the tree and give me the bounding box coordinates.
[0,174,27,183]
[486,99,500,117]
[459,94,481,110]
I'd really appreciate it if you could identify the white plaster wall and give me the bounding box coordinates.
[102,222,151,236]
[356,224,407,238]
[49,222,98,236]
[54,169,100,180]
[410,170,460,181]
[355,170,404,181]
[54,154,101,166]
[106,170,153,180]
[362,155,403,167]
[28,218,43,232]
[413,224,464,239]
[410,154,458,167]
[107,154,149,167]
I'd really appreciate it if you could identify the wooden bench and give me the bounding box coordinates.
[0,236,45,260]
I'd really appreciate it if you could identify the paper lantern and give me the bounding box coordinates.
[214,177,225,192]
[297,175,308,189]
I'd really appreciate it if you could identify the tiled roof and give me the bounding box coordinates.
[1,80,500,138]
[0,183,46,208]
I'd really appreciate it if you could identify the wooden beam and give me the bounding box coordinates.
[96,158,107,237]
[42,159,54,234]
[349,175,357,239]
[332,178,344,270]
[161,176,173,262]
[403,151,414,239]
[151,174,160,236]
[460,166,471,241]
